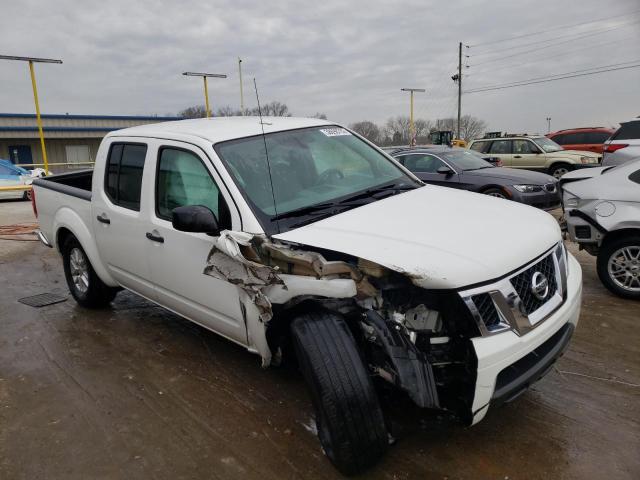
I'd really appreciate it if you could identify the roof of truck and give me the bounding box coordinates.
[108,116,334,144]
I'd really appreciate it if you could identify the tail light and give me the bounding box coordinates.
[30,187,37,218]
[604,143,628,153]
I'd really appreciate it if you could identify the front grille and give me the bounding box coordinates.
[544,183,557,193]
[510,253,557,314]
[575,225,591,239]
[471,293,500,329]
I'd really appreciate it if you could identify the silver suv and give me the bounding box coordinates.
[602,118,640,166]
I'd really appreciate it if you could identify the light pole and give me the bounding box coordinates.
[238,58,245,115]
[546,117,552,133]
[182,72,227,117]
[401,88,425,146]
[0,55,63,174]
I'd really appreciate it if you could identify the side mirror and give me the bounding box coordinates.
[172,205,220,236]
[437,166,454,175]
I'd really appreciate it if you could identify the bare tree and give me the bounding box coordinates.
[250,101,291,117]
[216,105,240,117]
[433,115,487,142]
[179,105,207,118]
[311,112,328,120]
[349,121,381,144]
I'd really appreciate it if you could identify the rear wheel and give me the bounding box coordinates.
[549,163,571,179]
[62,236,118,308]
[484,187,507,199]
[597,235,640,300]
[291,311,388,475]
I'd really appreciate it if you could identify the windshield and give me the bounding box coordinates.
[440,149,493,170]
[533,137,563,153]
[215,126,419,234]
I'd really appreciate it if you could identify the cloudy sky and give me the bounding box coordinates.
[1,0,639,133]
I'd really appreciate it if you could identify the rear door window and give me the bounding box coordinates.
[488,140,512,154]
[611,122,640,141]
[104,143,147,211]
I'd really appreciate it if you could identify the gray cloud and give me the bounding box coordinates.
[1,0,638,133]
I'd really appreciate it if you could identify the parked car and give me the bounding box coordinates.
[0,159,34,200]
[561,159,640,299]
[389,147,560,210]
[468,134,601,178]
[547,127,614,154]
[33,117,582,474]
[602,118,640,166]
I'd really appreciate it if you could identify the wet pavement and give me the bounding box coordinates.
[1,201,639,479]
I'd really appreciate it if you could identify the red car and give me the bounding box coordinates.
[547,127,614,154]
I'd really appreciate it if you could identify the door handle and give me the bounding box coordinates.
[514,155,522,158]
[96,214,110,224]
[146,232,164,243]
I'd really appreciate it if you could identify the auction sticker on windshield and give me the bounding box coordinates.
[320,127,351,137]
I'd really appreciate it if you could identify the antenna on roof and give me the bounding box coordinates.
[253,78,280,233]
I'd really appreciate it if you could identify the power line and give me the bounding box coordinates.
[466,34,638,77]
[465,63,640,93]
[469,16,640,57]
[468,8,640,47]
[470,19,640,67]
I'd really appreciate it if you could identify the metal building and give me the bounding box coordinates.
[0,113,181,173]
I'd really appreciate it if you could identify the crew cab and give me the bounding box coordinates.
[469,134,601,178]
[33,117,583,474]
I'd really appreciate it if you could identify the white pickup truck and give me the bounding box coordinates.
[33,117,582,474]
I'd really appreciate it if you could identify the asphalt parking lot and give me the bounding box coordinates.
[1,200,638,480]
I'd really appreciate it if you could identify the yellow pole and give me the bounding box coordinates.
[28,61,49,174]
[238,57,244,115]
[409,90,415,145]
[203,76,211,117]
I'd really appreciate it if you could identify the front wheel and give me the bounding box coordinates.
[62,236,118,308]
[291,311,388,475]
[597,235,640,300]
[484,187,507,199]
[549,163,571,179]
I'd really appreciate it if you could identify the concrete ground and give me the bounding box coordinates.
[0,200,638,480]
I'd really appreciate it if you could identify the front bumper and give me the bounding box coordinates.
[469,253,582,425]
[513,190,560,210]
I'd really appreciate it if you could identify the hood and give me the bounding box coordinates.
[560,166,608,182]
[462,167,555,184]
[274,186,561,289]
[554,149,600,159]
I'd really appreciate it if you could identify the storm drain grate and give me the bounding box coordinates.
[18,293,67,308]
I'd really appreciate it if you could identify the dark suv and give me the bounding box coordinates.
[547,127,613,154]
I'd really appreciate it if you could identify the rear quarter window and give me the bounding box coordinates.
[470,141,489,153]
[611,122,640,141]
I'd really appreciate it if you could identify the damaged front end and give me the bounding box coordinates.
[204,231,480,421]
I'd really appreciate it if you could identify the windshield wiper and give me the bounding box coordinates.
[339,182,417,203]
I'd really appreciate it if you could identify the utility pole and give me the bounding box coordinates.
[238,58,245,115]
[0,55,63,175]
[457,42,462,140]
[182,71,227,117]
[546,117,552,133]
[400,88,425,146]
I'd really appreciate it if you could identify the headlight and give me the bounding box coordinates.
[513,184,543,193]
[563,193,580,208]
[580,156,597,164]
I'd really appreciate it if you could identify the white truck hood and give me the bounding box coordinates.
[274,186,561,289]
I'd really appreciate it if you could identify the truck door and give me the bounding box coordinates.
[92,141,155,300]
[486,140,513,167]
[145,143,247,345]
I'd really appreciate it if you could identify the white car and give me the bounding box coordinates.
[561,159,640,299]
[0,160,34,200]
[32,117,582,474]
[602,118,640,166]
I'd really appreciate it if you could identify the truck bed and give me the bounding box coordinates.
[32,170,93,201]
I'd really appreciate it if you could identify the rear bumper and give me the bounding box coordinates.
[469,253,582,425]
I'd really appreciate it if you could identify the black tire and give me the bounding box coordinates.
[291,311,388,475]
[23,190,32,201]
[483,187,507,199]
[62,236,118,308]
[596,234,640,300]
[549,163,571,179]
